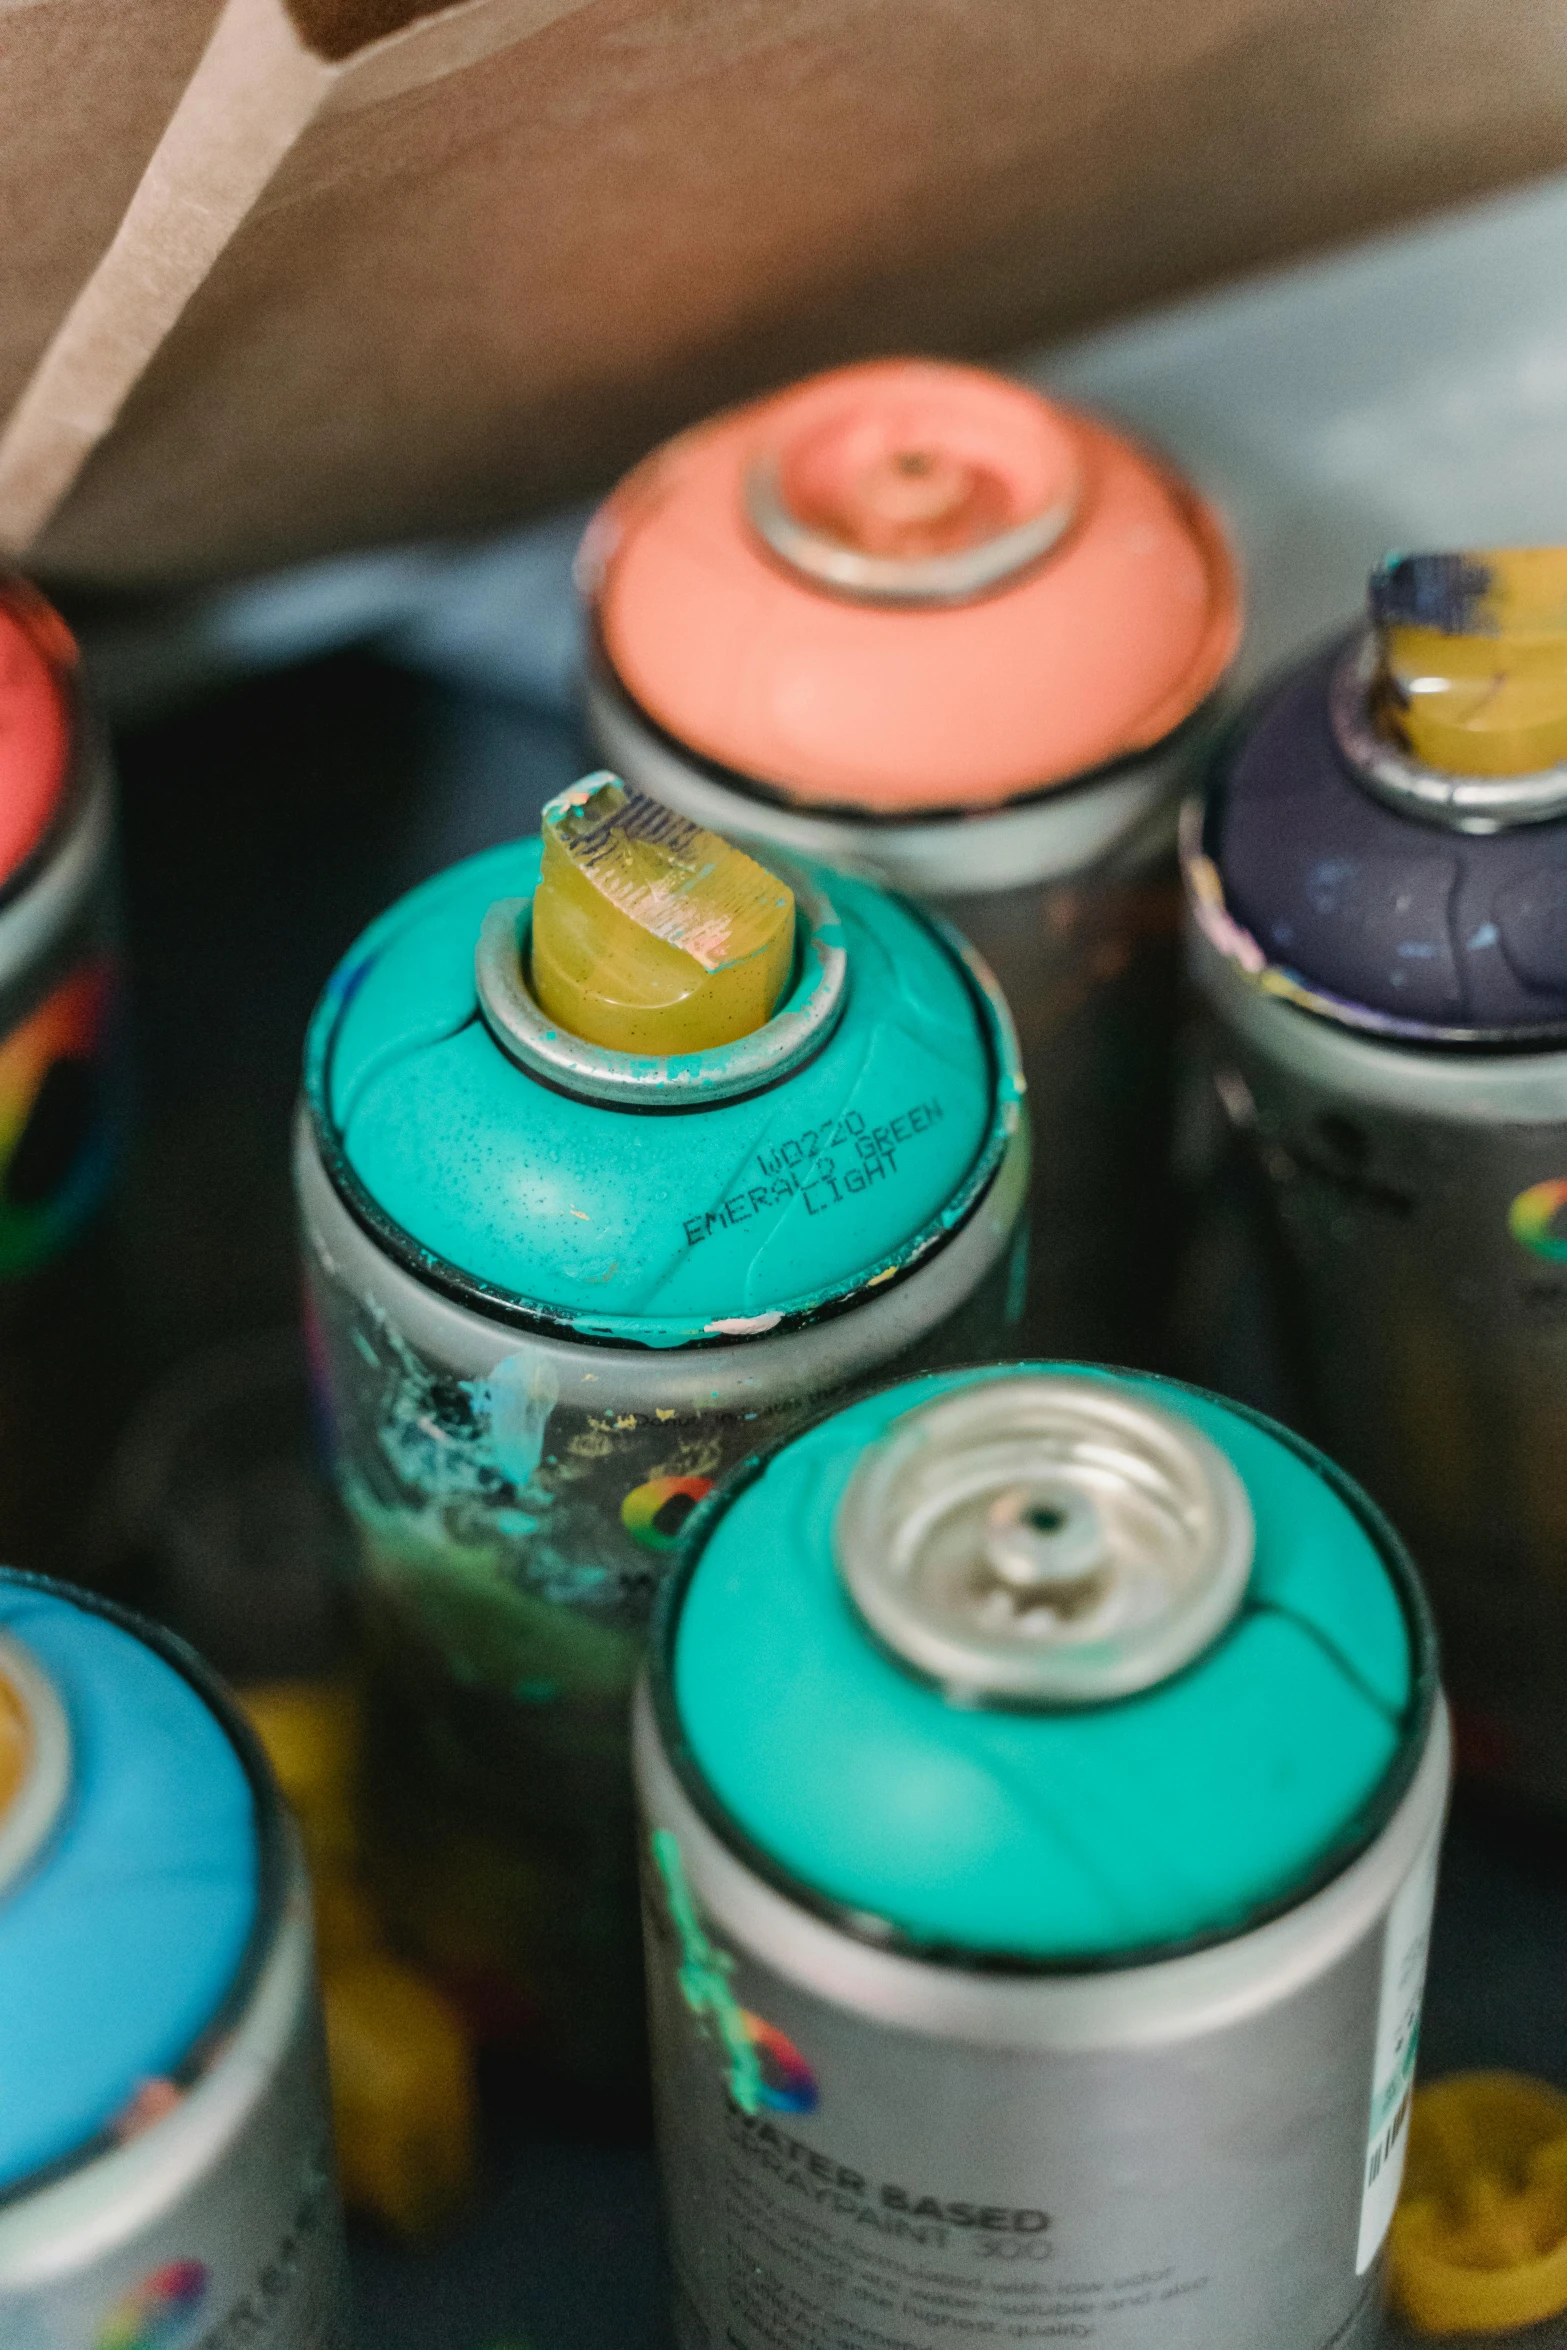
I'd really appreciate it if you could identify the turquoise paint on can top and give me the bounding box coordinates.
[667,1365,1426,1963]
[306,839,1017,1347]
[0,1578,259,2192]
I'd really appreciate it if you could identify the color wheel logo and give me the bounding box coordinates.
[95,2259,209,2349]
[621,1474,713,1552]
[741,2011,819,2114]
[1509,1179,1567,1262]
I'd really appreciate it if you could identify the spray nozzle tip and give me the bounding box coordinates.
[530,773,795,1055]
[1370,548,1567,777]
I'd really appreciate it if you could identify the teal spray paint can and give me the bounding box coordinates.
[0,1572,349,2348]
[296,788,1027,2085]
[636,1364,1448,2348]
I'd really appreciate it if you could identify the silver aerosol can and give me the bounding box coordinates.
[636,1364,1447,2350]
[583,358,1240,1362]
[0,1571,350,2348]
[1186,547,1567,1820]
[298,778,1026,2088]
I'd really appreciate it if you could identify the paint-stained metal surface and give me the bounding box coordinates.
[1192,643,1567,1819]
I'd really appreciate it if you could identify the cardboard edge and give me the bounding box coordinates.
[0,0,340,553]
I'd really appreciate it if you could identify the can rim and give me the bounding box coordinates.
[302,889,1024,1350]
[0,1570,286,2211]
[646,1368,1440,1978]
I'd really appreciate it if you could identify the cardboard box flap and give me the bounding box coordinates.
[5,0,1567,587]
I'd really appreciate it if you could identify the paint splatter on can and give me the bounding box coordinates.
[296,788,1027,2085]
[0,1571,349,2347]
[637,1363,1446,2350]
[1186,551,1567,1819]
[583,360,1240,1360]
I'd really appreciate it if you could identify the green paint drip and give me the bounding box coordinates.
[651,1828,763,2115]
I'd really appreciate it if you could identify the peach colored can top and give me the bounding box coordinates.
[586,359,1242,817]
[0,586,72,889]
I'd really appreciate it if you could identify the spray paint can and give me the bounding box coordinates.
[637,1363,1447,2350]
[0,580,115,1277]
[1185,549,1567,1819]
[582,359,1240,1358]
[0,580,119,1575]
[0,1570,349,2347]
[297,784,1027,2085]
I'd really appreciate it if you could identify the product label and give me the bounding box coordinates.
[646,1833,1385,2350]
[1355,1828,1441,2273]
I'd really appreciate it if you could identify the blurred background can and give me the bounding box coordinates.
[297,818,1026,2090]
[583,358,1240,1360]
[0,580,115,1276]
[1186,567,1567,1822]
[0,581,120,1574]
[0,1569,349,2347]
[637,1363,1446,2350]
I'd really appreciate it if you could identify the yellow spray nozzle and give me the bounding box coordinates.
[530,775,796,1055]
[1371,548,1567,776]
[1389,2072,1567,2335]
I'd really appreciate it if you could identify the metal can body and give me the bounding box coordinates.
[1187,635,1567,1818]
[583,361,1239,1363]
[1193,931,1567,1815]
[299,839,1027,2082]
[0,1577,350,2350]
[635,1364,1446,2350]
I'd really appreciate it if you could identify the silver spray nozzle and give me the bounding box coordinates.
[834,1375,1255,1706]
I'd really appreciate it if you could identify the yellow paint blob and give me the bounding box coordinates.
[1390,2072,1567,2334]
[531,776,795,1054]
[1374,548,1567,775]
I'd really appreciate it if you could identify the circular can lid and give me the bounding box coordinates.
[308,836,1018,1347]
[0,585,73,893]
[587,359,1240,816]
[665,1364,1430,1964]
[1198,640,1567,1041]
[0,1576,260,2195]
[1390,2074,1567,2336]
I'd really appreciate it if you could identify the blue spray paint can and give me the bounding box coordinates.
[0,1571,349,2346]
[636,1364,1447,2350]
[296,777,1027,2084]
[1185,551,1567,1819]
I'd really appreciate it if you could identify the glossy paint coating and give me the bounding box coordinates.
[0,1579,258,2193]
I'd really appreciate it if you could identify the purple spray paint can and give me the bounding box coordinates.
[1185,550,1567,1818]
